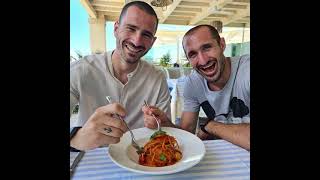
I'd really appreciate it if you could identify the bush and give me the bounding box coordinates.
[72,104,79,114]
[182,62,191,67]
[159,52,171,67]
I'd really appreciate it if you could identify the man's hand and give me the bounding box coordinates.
[142,105,172,129]
[197,128,211,140]
[70,103,128,151]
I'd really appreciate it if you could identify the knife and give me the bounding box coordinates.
[70,151,85,178]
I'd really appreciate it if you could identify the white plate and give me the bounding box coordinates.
[108,127,205,175]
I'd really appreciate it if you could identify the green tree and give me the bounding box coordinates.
[159,52,171,67]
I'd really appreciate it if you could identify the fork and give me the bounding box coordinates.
[143,100,161,132]
[106,96,144,154]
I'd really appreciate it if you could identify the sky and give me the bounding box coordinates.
[70,0,90,57]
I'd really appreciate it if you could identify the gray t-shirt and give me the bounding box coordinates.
[183,55,250,124]
[70,51,171,129]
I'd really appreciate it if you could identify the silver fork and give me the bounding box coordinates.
[106,96,144,154]
[143,100,161,132]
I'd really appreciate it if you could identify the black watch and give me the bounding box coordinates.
[199,119,211,134]
[70,127,82,152]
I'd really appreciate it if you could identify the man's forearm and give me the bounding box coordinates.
[162,116,196,133]
[206,121,250,151]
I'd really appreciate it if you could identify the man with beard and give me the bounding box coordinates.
[142,25,250,151]
[70,1,171,151]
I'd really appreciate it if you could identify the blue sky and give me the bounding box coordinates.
[70,0,90,57]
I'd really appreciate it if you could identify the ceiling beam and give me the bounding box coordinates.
[171,12,196,16]
[160,0,182,23]
[174,7,202,12]
[188,0,232,25]
[91,0,124,7]
[98,11,120,17]
[93,6,122,12]
[222,5,250,25]
[163,19,189,25]
[80,0,97,18]
[223,4,247,9]
[208,14,229,18]
[232,0,250,3]
[166,16,192,21]
[224,22,248,27]
[231,2,251,6]
[179,1,210,7]
[223,9,237,13]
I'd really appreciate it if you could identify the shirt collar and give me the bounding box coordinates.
[106,50,141,79]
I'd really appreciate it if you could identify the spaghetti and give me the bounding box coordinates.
[138,131,182,167]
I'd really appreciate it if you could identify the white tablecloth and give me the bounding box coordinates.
[70,140,250,180]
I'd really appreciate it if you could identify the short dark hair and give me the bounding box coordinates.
[119,1,159,32]
[182,25,221,55]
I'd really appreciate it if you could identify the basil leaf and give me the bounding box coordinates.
[160,153,166,161]
[150,130,167,139]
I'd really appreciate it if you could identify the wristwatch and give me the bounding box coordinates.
[199,119,211,134]
[70,127,82,152]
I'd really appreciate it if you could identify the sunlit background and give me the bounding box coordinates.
[70,0,250,65]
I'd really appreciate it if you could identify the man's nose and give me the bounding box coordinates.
[132,33,143,47]
[198,52,208,65]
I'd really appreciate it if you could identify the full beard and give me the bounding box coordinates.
[118,40,146,64]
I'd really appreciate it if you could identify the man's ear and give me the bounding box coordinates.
[151,36,157,47]
[220,37,226,51]
[114,20,120,37]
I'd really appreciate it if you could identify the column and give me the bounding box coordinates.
[210,20,223,33]
[88,16,106,54]
[176,36,180,65]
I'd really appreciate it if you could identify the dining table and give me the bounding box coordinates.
[70,139,250,180]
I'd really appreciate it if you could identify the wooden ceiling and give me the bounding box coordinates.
[80,0,250,27]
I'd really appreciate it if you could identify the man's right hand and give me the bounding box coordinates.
[70,103,128,151]
[142,105,173,129]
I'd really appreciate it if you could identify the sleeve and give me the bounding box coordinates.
[183,76,201,113]
[70,62,81,117]
[70,92,78,117]
[242,115,250,123]
[238,55,250,123]
[241,55,250,94]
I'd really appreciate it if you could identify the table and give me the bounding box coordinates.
[70,140,250,180]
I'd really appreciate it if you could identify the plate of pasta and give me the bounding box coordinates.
[108,127,205,175]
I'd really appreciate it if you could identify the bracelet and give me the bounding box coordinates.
[199,118,211,134]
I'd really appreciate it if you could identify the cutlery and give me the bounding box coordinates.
[106,96,144,154]
[70,151,85,178]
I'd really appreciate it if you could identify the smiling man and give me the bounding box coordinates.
[70,1,171,151]
[143,25,250,151]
